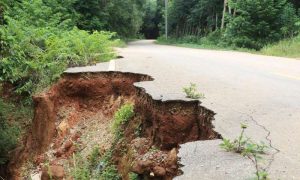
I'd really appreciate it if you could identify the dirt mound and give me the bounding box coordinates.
[8,72,219,179]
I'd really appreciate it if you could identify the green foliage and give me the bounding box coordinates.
[0,0,118,96]
[100,164,120,180]
[88,147,101,169]
[220,124,269,180]
[112,103,135,134]
[225,0,300,50]
[0,98,29,165]
[0,1,7,25]
[129,172,139,180]
[71,147,121,180]
[140,0,162,39]
[279,3,300,37]
[220,123,250,153]
[72,154,92,180]
[74,0,146,38]
[157,30,229,49]
[257,170,270,180]
[0,119,20,165]
[7,0,78,29]
[183,83,205,99]
[167,0,223,37]
[260,34,300,58]
[160,0,300,54]
[220,124,268,154]
[219,138,235,152]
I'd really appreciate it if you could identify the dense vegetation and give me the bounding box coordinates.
[159,0,300,52]
[0,0,120,96]
[0,98,32,166]
[74,0,147,37]
[0,0,147,171]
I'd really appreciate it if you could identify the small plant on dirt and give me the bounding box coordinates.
[129,172,139,180]
[71,147,121,180]
[112,103,135,133]
[220,124,269,180]
[96,150,121,180]
[71,153,92,180]
[88,146,101,169]
[100,164,120,180]
[183,83,205,99]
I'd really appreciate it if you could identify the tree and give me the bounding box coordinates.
[225,0,299,50]
[289,0,300,9]
[74,0,146,38]
[167,0,223,37]
[140,0,163,39]
[189,0,223,32]
[221,0,227,29]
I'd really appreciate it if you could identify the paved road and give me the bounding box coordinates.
[68,40,300,179]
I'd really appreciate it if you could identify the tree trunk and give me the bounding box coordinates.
[215,13,218,30]
[221,0,227,30]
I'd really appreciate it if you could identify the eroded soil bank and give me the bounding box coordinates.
[8,72,219,179]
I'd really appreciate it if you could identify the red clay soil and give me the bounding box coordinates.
[8,72,219,180]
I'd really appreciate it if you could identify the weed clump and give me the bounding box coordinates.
[111,103,135,134]
[183,83,205,99]
[220,124,269,180]
[71,147,121,180]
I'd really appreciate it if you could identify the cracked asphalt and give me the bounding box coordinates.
[67,40,300,179]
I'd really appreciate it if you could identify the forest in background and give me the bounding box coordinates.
[1,0,300,176]
[160,0,300,56]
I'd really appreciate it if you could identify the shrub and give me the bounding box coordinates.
[0,0,119,96]
[71,154,91,180]
[0,22,118,95]
[0,121,20,165]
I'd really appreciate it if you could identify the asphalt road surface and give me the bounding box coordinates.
[68,40,300,179]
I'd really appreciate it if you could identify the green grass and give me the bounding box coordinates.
[156,36,256,53]
[260,35,300,58]
[156,35,300,59]
[71,148,121,180]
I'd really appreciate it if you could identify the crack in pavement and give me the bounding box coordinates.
[211,102,280,172]
[246,112,281,171]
